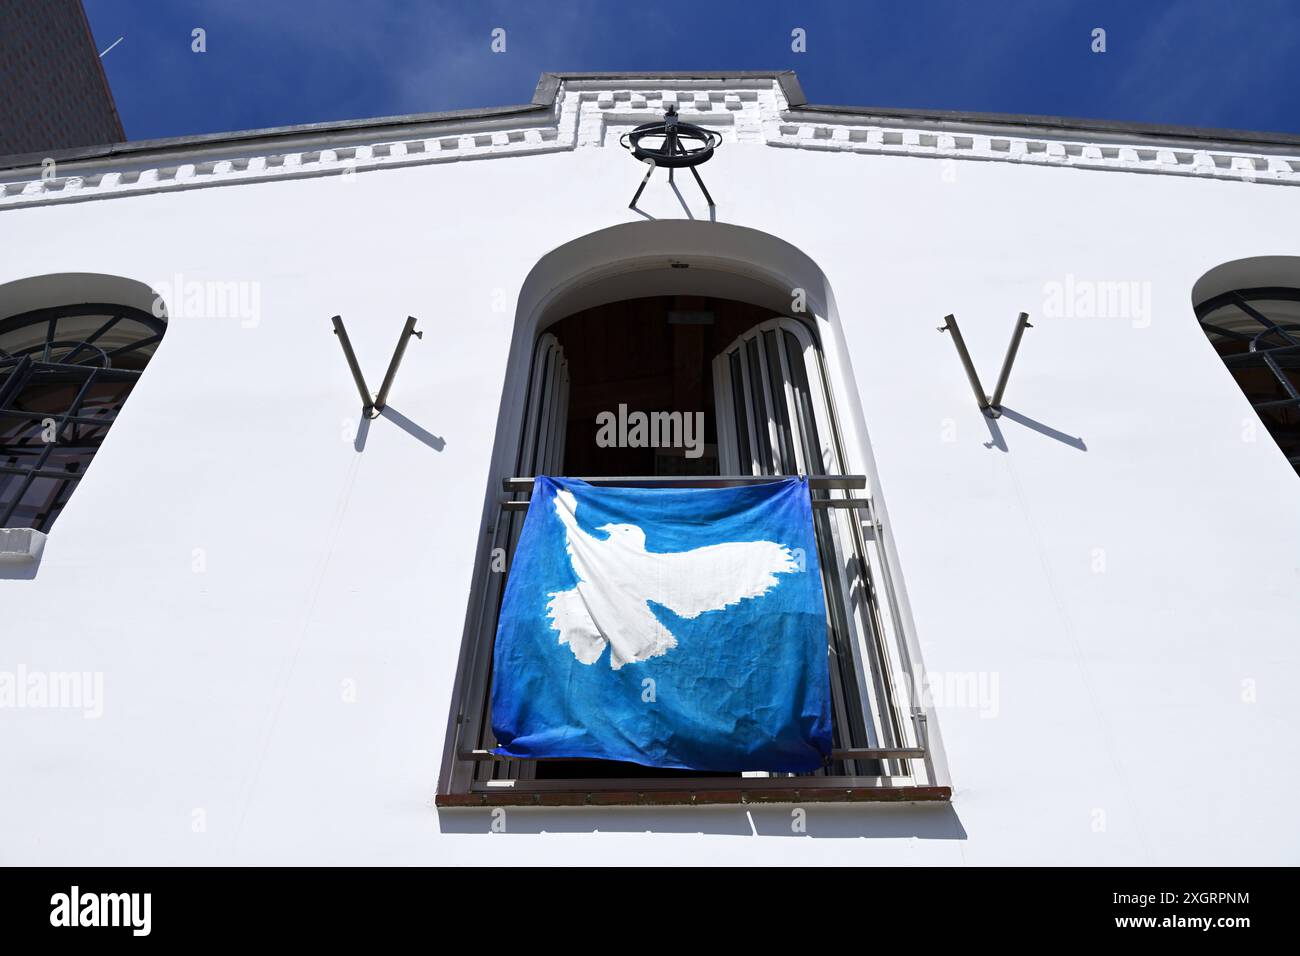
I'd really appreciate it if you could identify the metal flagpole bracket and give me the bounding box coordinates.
[331,314,422,419]
[331,315,373,417]
[938,312,1033,418]
[373,315,422,413]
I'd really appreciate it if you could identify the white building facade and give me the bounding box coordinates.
[1,72,1297,865]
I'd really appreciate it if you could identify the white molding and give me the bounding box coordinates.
[3,77,1298,210]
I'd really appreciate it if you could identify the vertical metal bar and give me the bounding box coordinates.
[751,333,784,474]
[0,354,33,409]
[1262,352,1300,401]
[989,312,1033,411]
[734,346,761,475]
[42,315,57,363]
[0,367,99,529]
[629,160,655,208]
[0,356,35,527]
[552,357,569,474]
[938,314,990,411]
[688,164,715,207]
[36,367,104,533]
[773,330,808,475]
[373,316,422,413]
[711,352,737,471]
[330,315,374,416]
[518,336,553,477]
[531,344,558,475]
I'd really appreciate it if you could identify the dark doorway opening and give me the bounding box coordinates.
[533,294,778,780]
[547,294,776,478]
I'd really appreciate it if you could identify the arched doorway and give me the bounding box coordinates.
[439,222,948,805]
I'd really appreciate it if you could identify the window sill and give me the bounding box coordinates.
[0,527,46,564]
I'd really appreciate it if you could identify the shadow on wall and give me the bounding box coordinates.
[437,802,967,839]
[982,406,1088,453]
[631,178,718,223]
[352,407,446,454]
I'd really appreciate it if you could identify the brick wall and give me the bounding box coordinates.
[0,0,124,157]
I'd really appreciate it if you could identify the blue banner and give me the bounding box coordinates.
[491,476,832,772]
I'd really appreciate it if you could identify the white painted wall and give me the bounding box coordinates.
[2,97,1299,864]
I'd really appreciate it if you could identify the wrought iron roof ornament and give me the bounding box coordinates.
[619,105,721,209]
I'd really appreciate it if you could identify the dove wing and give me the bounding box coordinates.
[552,488,594,558]
[643,539,799,619]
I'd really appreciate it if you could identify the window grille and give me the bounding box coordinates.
[1196,287,1300,473]
[0,304,166,532]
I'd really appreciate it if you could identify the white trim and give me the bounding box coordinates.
[7,78,1298,212]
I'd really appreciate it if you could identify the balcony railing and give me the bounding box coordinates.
[437,473,948,807]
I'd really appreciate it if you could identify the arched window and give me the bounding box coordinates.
[0,303,166,532]
[1196,288,1300,475]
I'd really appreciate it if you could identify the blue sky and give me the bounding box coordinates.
[86,0,1300,141]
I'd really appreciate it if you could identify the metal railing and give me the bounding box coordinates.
[499,474,871,510]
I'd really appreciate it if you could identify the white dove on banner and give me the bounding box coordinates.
[545,488,800,669]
